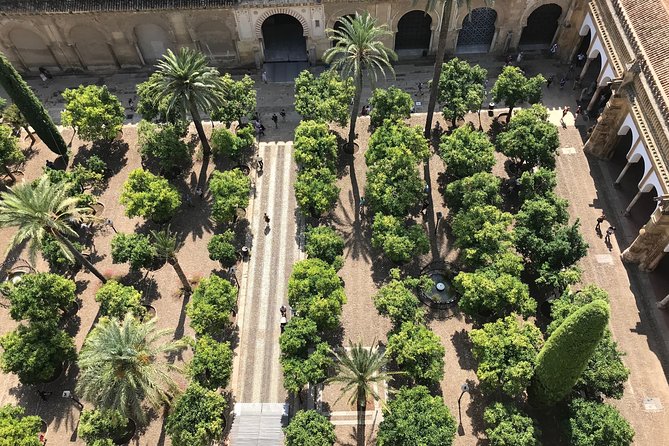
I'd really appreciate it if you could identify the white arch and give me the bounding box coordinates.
[579,12,595,36]
[639,171,661,194]
[618,113,640,145]
[628,140,653,188]
[598,61,615,86]
[255,8,310,39]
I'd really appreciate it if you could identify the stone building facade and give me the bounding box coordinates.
[576,0,669,271]
[2,0,668,272]
[0,0,584,73]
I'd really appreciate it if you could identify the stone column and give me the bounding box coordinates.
[579,56,594,79]
[624,189,643,215]
[587,85,604,112]
[614,161,633,185]
[622,205,669,271]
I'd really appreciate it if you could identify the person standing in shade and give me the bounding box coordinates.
[271,113,278,128]
[559,77,567,89]
[550,43,558,57]
[605,226,616,243]
[516,51,524,64]
[280,109,286,121]
[261,70,267,84]
[546,75,554,88]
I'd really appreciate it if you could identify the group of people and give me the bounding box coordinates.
[595,213,617,244]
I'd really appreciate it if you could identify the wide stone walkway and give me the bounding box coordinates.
[230,140,302,445]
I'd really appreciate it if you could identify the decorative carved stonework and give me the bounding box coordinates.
[622,209,669,270]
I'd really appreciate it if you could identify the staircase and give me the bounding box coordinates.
[229,403,288,446]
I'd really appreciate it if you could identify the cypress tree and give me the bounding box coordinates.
[529,299,609,406]
[0,53,67,156]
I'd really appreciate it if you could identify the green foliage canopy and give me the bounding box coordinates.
[95,280,146,320]
[567,399,634,446]
[166,383,227,446]
[386,321,445,384]
[371,214,429,263]
[137,120,192,174]
[61,85,124,142]
[440,124,495,180]
[444,172,501,215]
[305,226,344,270]
[209,169,250,223]
[483,402,541,446]
[211,73,256,126]
[369,86,413,128]
[377,386,456,446]
[294,69,355,126]
[470,315,542,397]
[7,272,76,322]
[0,404,42,446]
[187,336,233,390]
[437,58,487,127]
[111,232,156,270]
[294,168,340,218]
[454,268,535,318]
[0,321,76,384]
[530,300,610,406]
[284,410,336,446]
[120,169,181,222]
[497,105,560,170]
[491,66,546,117]
[207,230,237,267]
[186,274,238,336]
[366,121,429,165]
[287,259,346,330]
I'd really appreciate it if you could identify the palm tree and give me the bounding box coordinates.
[0,176,106,283]
[145,48,225,158]
[423,0,493,137]
[150,226,192,294]
[327,340,394,446]
[324,13,397,152]
[77,315,187,424]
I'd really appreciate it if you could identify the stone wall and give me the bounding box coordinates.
[0,0,584,73]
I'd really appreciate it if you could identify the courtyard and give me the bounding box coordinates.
[0,50,668,446]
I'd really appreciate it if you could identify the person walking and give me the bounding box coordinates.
[271,113,278,129]
[280,108,286,121]
[550,43,558,57]
[417,82,423,97]
[546,75,554,88]
[595,213,606,234]
[575,105,583,118]
[605,226,616,243]
[261,70,267,84]
[516,51,524,64]
[264,213,270,228]
[560,106,570,124]
[559,77,567,89]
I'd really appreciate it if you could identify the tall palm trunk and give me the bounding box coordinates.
[424,1,453,138]
[347,70,363,152]
[356,389,366,446]
[189,100,212,159]
[59,234,107,283]
[168,257,192,294]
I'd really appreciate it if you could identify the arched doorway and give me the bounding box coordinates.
[70,25,115,68]
[331,15,354,47]
[456,8,497,54]
[135,23,172,64]
[261,14,307,63]
[9,28,56,69]
[395,11,432,58]
[519,4,562,49]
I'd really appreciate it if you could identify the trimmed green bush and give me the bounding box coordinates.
[567,399,634,446]
[366,121,429,165]
[444,172,501,215]
[209,169,250,223]
[369,86,413,128]
[120,169,181,222]
[78,409,128,446]
[61,85,124,142]
[207,230,237,267]
[386,321,445,384]
[529,300,610,406]
[0,53,67,156]
[7,272,76,323]
[440,124,495,180]
[0,404,42,446]
[294,120,338,172]
[284,410,336,446]
[373,268,425,328]
[371,214,429,264]
[483,402,541,446]
[166,382,227,446]
[305,226,344,270]
[95,280,146,320]
[187,336,233,389]
[186,275,237,335]
[111,232,155,270]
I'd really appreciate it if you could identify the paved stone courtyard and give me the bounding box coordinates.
[0,56,668,445]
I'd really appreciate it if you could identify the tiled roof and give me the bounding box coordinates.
[613,0,669,116]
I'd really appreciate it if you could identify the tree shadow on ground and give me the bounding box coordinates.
[452,328,476,371]
[72,139,129,182]
[463,381,488,438]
